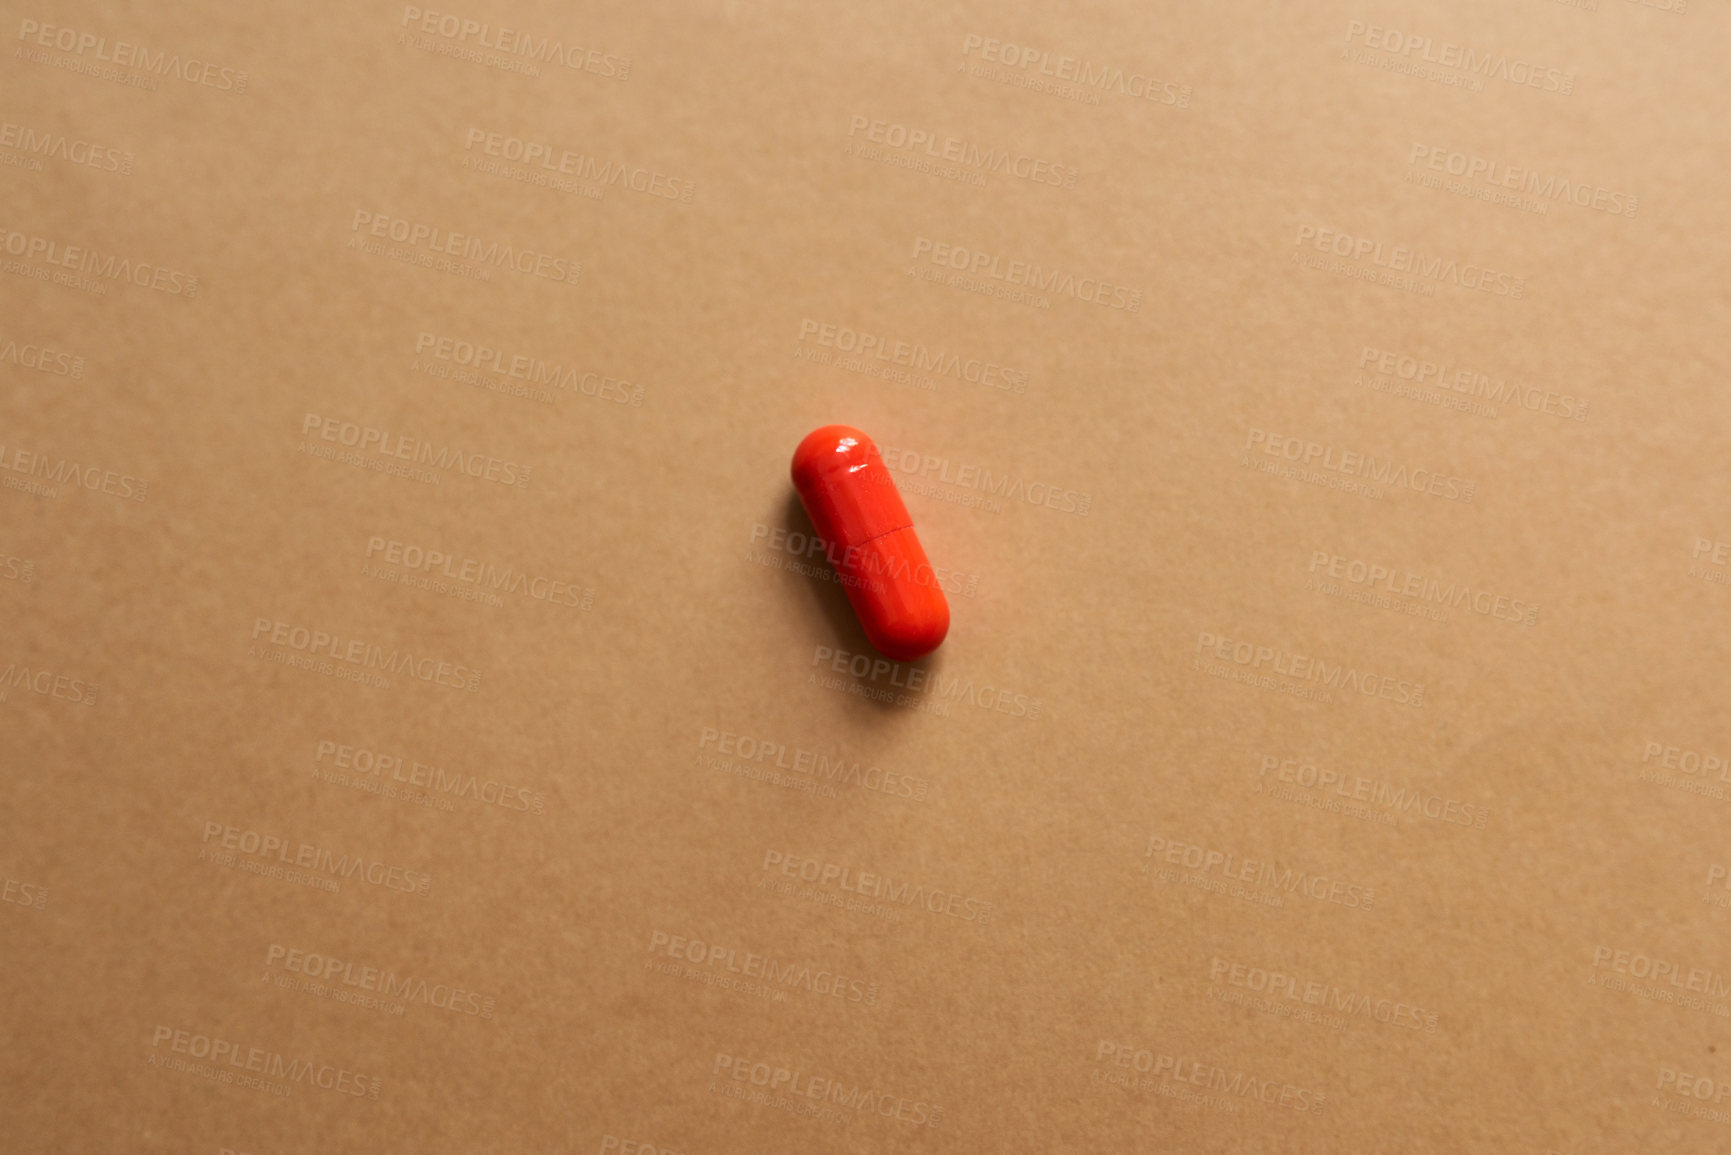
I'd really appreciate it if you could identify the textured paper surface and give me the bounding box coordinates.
[4,1,1729,1151]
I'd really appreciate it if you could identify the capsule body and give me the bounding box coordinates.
[790,425,950,661]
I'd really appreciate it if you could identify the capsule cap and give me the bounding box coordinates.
[790,425,912,551]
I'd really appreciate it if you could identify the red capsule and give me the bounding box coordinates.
[790,425,950,661]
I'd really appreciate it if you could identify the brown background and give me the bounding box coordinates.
[4,0,1729,1151]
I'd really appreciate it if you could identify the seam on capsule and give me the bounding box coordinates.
[808,472,911,550]
[848,521,914,550]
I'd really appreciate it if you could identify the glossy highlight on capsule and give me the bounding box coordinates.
[790,425,950,661]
